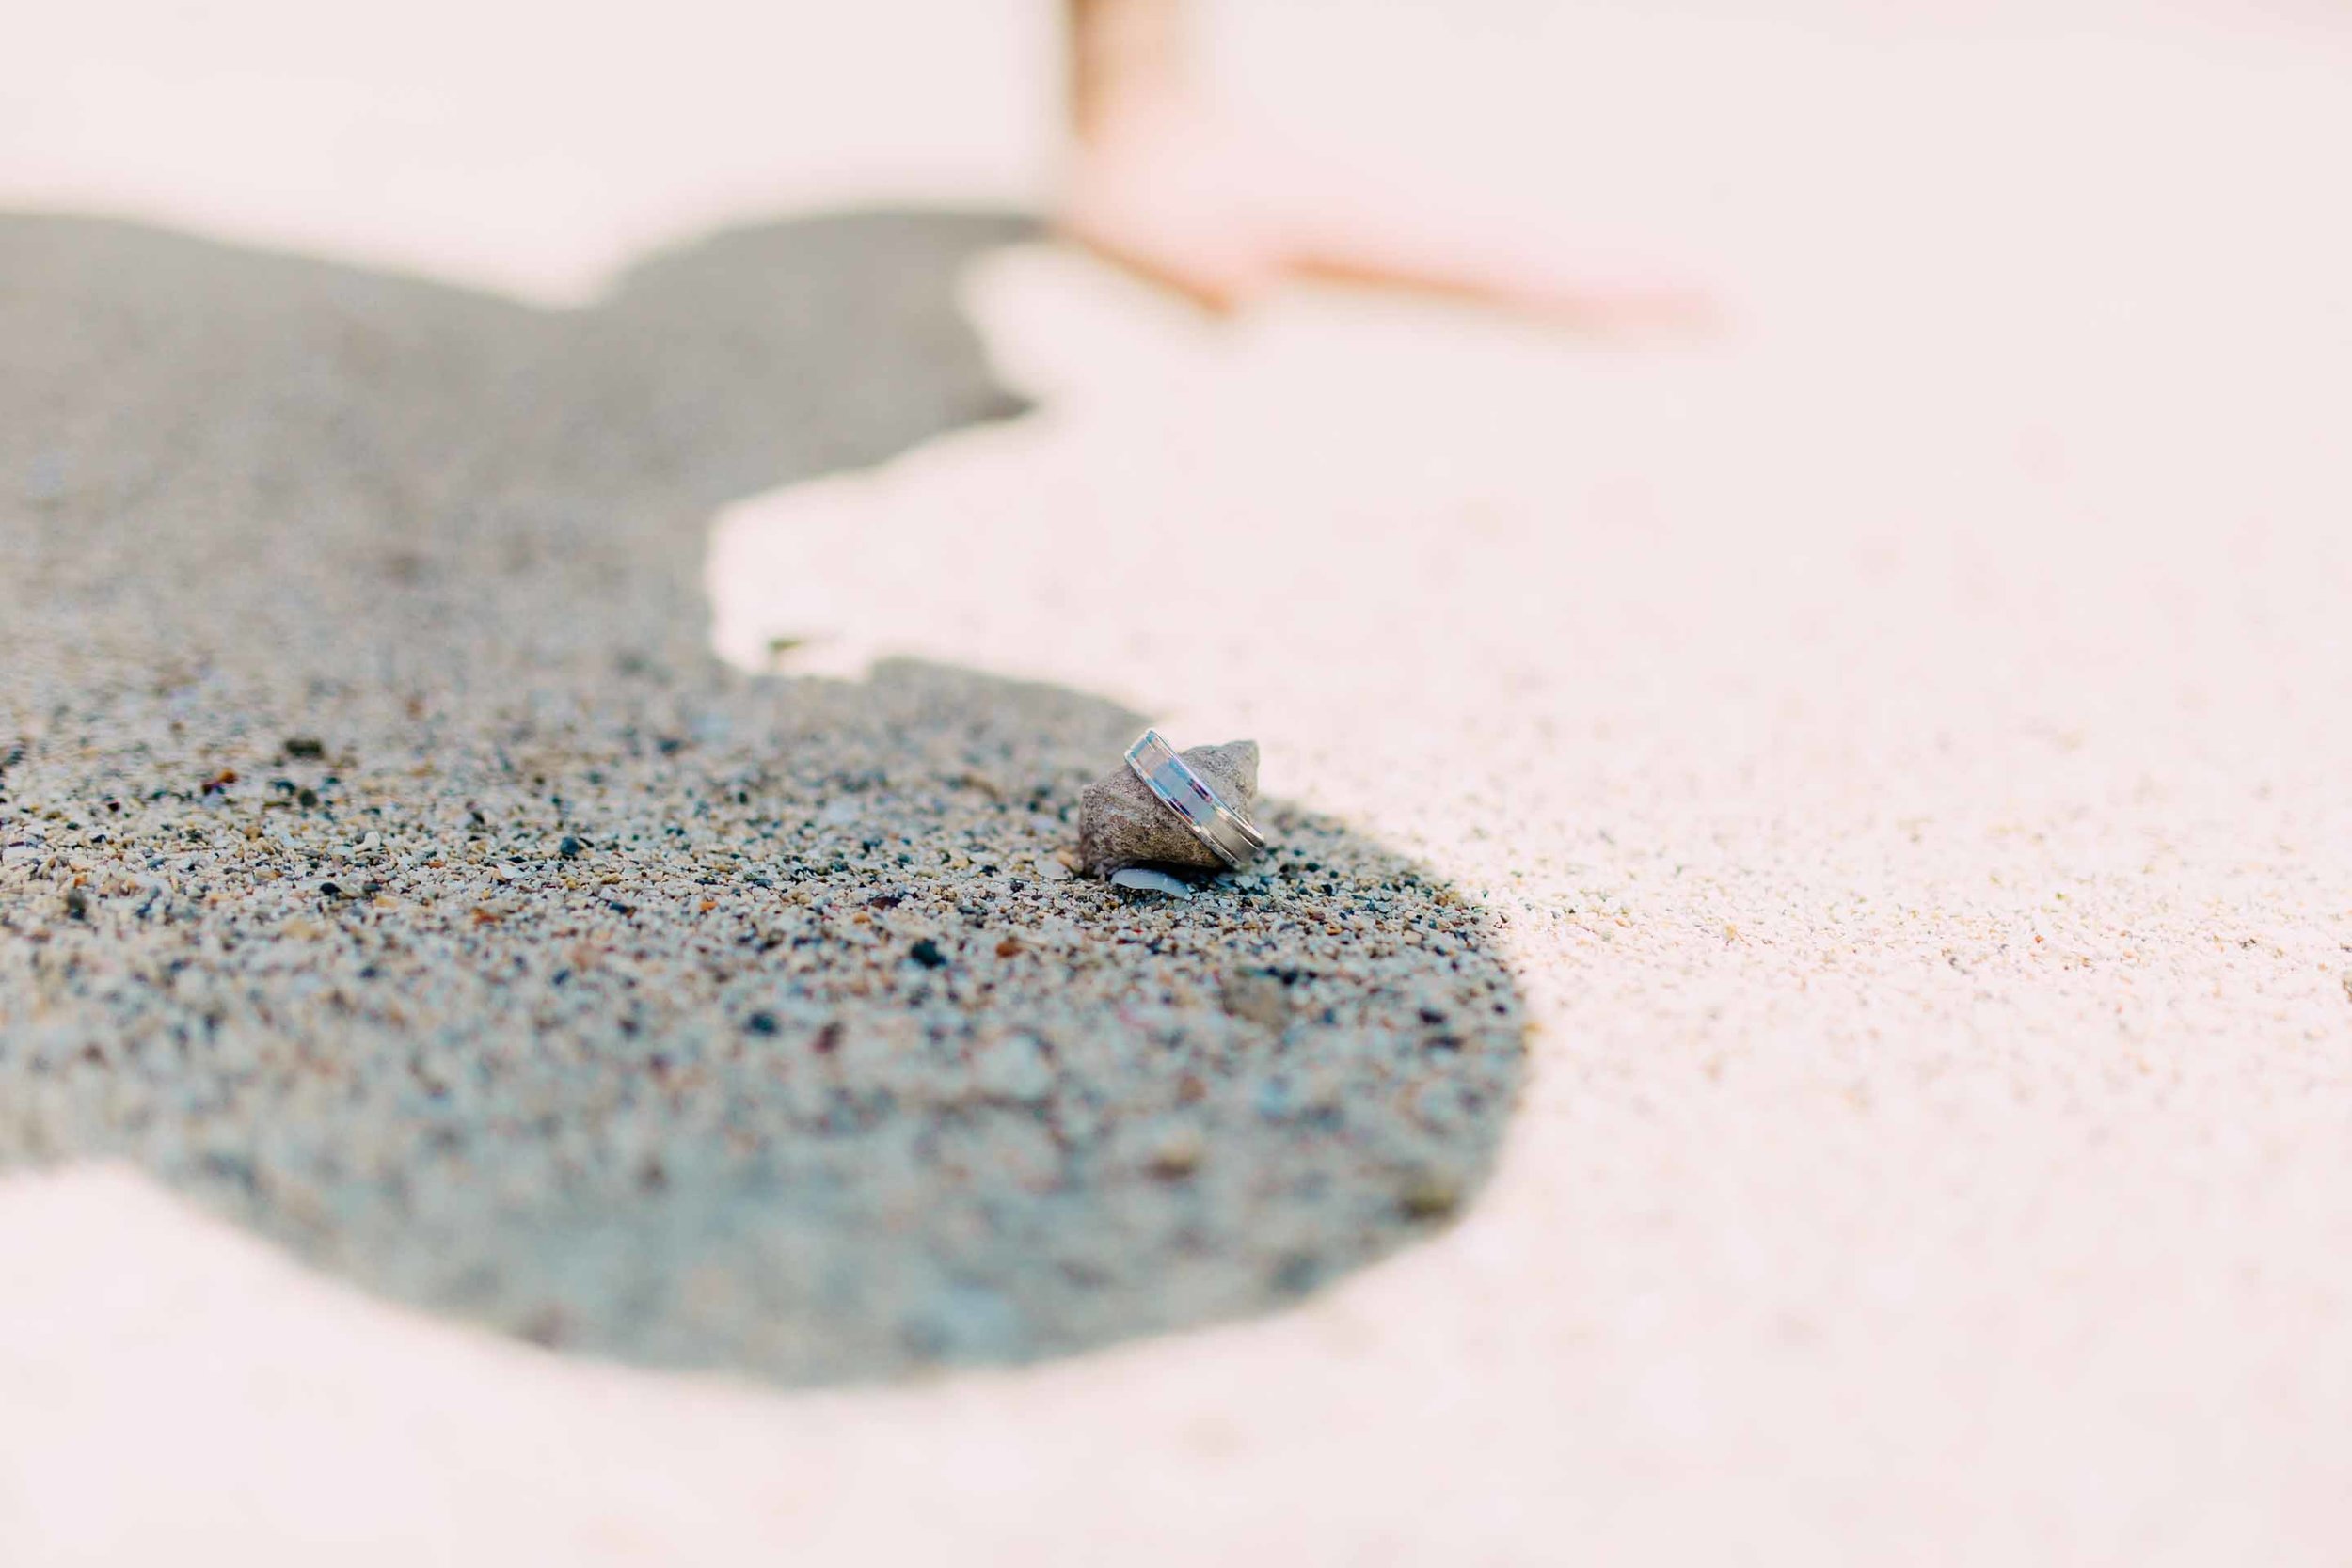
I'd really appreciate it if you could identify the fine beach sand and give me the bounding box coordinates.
[6,2,2352,1562]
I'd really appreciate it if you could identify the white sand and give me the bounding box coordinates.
[6,2,2352,1562]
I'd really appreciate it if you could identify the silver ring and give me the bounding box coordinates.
[1124,729,1269,871]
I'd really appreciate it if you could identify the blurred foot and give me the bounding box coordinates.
[1063,100,1711,330]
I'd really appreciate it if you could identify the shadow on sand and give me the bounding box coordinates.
[0,211,1523,1383]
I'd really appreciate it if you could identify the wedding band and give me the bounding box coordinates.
[1124,729,1269,871]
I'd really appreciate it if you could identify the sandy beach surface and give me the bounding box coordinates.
[5,2,2352,1562]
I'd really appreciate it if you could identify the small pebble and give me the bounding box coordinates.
[1398,1168,1464,1221]
[1147,1122,1206,1179]
[1220,969,1291,1030]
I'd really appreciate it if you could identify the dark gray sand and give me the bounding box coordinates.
[0,213,1523,1383]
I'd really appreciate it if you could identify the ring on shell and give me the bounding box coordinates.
[1123,729,1269,872]
[1076,732,1266,878]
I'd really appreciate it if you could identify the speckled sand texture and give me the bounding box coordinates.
[0,213,1521,1383]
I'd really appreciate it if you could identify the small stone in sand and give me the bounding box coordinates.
[1220,969,1292,1030]
[1147,1122,1207,1179]
[1398,1168,1464,1221]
